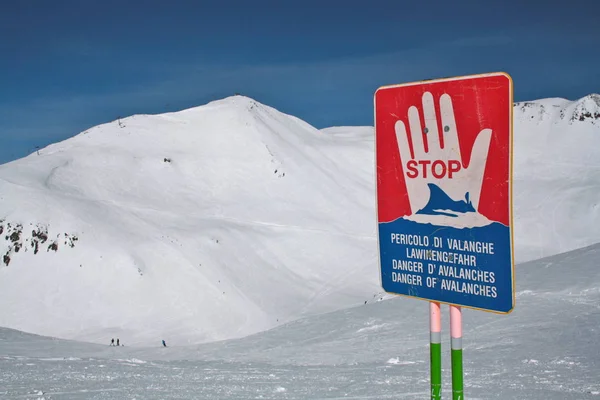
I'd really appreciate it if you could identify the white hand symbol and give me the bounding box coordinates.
[394,92,492,215]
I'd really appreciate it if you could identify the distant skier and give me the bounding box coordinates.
[110,338,114,346]
[162,340,167,347]
[117,338,120,346]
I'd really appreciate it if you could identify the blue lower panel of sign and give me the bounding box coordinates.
[379,218,514,313]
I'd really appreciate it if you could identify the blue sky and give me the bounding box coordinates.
[1,0,599,164]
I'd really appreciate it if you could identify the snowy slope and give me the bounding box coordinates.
[0,93,599,347]
[512,94,600,261]
[0,96,383,346]
[1,242,599,399]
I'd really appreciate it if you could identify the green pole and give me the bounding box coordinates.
[430,302,442,400]
[451,347,463,399]
[450,305,464,400]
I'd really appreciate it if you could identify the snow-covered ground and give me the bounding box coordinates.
[1,242,599,399]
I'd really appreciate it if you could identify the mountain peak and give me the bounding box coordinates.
[569,93,600,123]
[514,93,600,125]
[172,94,273,119]
[202,93,260,108]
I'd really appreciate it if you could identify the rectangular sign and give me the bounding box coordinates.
[374,72,515,313]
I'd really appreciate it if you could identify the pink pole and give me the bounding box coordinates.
[430,302,442,400]
[449,305,462,340]
[449,305,463,399]
[430,302,442,334]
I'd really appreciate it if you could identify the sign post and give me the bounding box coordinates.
[450,305,463,400]
[374,72,515,398]
[430,301,442,400]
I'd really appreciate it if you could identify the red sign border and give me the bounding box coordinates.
[373,71,516,315]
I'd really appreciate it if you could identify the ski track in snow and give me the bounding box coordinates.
[0,357,432,399]
[0,353,596,399]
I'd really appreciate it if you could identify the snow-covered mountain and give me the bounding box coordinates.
[0,96,384,346]
[0,93,599,346]
[512,93,600,261]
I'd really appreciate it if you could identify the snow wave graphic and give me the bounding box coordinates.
[402,183,501,228]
